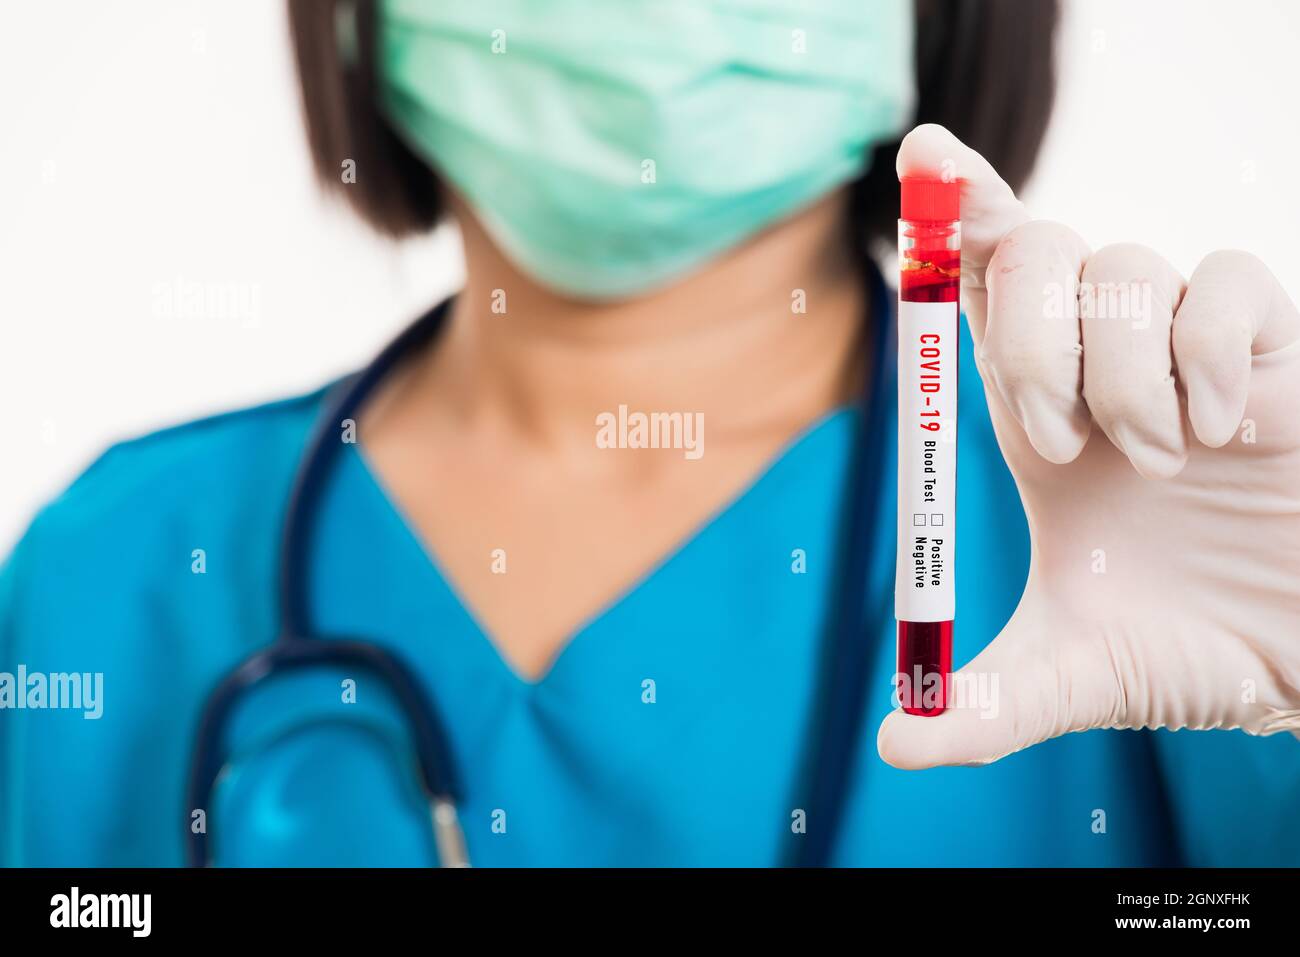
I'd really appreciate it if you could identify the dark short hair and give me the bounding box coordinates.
[288,0,1059,254]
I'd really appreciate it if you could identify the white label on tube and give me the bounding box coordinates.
[895,298,957,623]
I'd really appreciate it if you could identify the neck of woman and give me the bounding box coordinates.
[369,187,869,466]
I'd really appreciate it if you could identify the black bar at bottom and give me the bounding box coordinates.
[0,867,1290,942]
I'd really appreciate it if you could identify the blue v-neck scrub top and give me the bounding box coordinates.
[3,320,1299,867]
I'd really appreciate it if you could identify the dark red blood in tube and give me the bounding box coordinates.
[897,620,952,716]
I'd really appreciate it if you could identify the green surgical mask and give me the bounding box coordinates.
[378,0,913,299]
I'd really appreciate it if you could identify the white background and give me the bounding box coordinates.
[2,0,1298,550]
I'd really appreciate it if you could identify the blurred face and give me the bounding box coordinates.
[374,0,914,299]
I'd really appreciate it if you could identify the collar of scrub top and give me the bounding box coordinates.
[185,256,895,869]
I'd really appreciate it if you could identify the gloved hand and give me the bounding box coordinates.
[878,124,1300,768]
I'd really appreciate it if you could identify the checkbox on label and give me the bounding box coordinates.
[930,513,944,526]
[913,513,926,526]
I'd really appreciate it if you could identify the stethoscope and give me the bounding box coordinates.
[186,259,895,868]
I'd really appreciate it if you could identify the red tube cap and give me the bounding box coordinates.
[901,176,960,223]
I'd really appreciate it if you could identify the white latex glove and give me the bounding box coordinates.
[878,124,1300,768]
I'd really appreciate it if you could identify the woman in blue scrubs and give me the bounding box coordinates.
[3,0,1299,867]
